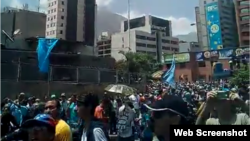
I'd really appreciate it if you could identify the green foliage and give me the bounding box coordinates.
[230,66,249,86]
[115,51,156,74]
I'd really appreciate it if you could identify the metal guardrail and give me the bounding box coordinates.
[1,63,147,84]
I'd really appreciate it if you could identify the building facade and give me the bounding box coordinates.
[234,0,250,46]
[179,42,202,53]
[97,32,112,57]
[1,7,46,50]
[195,6,203,50]
[111,15,178,61]
[45,0,96,46]
[196,0,238,50]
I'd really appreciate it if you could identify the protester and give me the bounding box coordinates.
[45,100,72,141]
[144,94,191,141]
[22,114,56,141]
[77,93,109,141]
[196,91,250,125]
[117,99,136,141]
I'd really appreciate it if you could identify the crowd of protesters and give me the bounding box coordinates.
[1,80,250,141]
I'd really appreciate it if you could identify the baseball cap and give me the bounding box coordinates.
[61,93,66,97]
[51,94,56,98]
[144,95,189,119]
[22,114,56,128]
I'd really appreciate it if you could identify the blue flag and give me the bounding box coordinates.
[162,55,176,88]
[37,38,58,72]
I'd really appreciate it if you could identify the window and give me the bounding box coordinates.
[147,37,156,41]
[61,8,64,12]
[162,46,170,50]
[179,63,186,69]
[162,39,170,43]
[241,9,250,13]
[47,24,49,28]
[147,44,156,48]
[62,1,64,5]
[136,42,146,47]
[240,1,249,5]
[198,61,206,67]
[52,30,55,34]
[204,1,206,4]
[54,1,56,4]
[60,23,63,27]
[54,15,56,19]
[47,17,50,21]
[61,16,64,19]
[241,16,250,21]
[48,10,50,14]
[60,30,63,34]
[50,23,53,27]
[136,35,146,40]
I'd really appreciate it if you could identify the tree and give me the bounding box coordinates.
[115,51,156,74]
[230,66,249,86]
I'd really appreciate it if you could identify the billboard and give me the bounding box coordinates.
[195,47,249,61]
[164,53,190,64]
[205,2,223,50]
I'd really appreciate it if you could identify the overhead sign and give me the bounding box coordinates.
[164,53,190,64]
[218,49,234,59]
[235,47,249,56]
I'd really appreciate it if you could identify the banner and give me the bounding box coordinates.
[206,2,223,50]
[164,53,190,64]
[218,48,234,59]
[37,38,59,72]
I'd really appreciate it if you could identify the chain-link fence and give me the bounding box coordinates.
[1,63,147,85]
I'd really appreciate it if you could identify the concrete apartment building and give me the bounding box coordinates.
[196,0,238,50]
[97,32,112,57]
[45,0,96,46]
[111,15,179,61]
[1,7,46,49]
[234,0,250,46]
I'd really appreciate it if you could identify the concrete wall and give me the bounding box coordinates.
[1,10,46,50]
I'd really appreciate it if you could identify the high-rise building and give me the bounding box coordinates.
[196,0,238,50]
[97,32,112,57]
[111,15,179,61]
[45,0,96,46]
[234,0,250,46]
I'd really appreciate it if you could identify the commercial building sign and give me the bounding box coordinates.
[218,49,234,59]
[206,2,223,50]
[195,47,249,61]
[195,50,219,61]
[164,53,190,64]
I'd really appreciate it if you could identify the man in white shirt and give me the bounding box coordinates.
[117,101,135,141]
[128,94,140,117]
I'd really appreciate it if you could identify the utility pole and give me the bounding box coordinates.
[37,0,40,12]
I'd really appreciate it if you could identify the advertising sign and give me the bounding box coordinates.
[235,47,249,56]
[235,47,250,61]
[164,53,190,64]
[206,2,223,50]
[218,49,234,59]
[195,52,204,61]
[195,50,219,61]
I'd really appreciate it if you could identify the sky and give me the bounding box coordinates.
[2,0,199,35]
